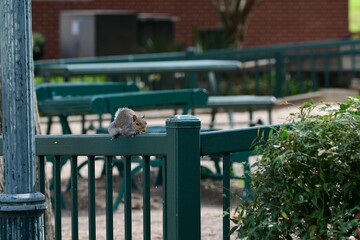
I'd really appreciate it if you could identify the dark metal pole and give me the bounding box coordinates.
[0,0,46,239]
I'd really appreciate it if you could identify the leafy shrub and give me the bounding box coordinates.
[33,32,45,60]
[234,97,360,239]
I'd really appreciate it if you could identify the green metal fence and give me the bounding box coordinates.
[34,116,200,240]
[13,116,275,239]
[35,39,360,97]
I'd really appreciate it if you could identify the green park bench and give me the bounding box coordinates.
[37,81,277,132]
[36,84,209,134]
[206,95,277,128]
[36,82,139,134]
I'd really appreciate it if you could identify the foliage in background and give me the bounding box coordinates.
[33,32,45,60]
[350,0,360,34]
[192,26,228,51]
[233,97,360,239]
[137,36,184,54]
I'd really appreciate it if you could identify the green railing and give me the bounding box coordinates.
[13,116,275,239]
[35,39,360,97]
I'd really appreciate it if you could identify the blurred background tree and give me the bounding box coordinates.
[208,0,263,48]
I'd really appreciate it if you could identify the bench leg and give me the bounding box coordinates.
[268,108,272,124]
[226,108,235,128]
[210,108,218,129]
[59,115,72,134]
[81,115,86,134]
[46,116,53,134]
[249,109,254,124]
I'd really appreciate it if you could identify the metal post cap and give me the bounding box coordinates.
[166,115,201,128]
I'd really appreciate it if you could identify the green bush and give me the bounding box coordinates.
[233,97,360,239]
[33,32,45,60]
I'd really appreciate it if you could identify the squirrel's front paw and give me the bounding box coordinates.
[110,134,120,140]
[132,132,140,137]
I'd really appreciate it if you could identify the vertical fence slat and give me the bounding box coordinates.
[274,52,284,97]
[310,56,318,91]
[54,156,62,240]
[268,58,275,95]
[254,61,260,95]
[39,156,47,238]
[39,156,46,194]
[105,156,114,240]
[323,52,330,88]
[336,50,343,85]
[88,156,96,240]
[71,156,79,240]
[350,43,356,80]
[296,55,304,92]
[143,156,151,240]
[162,156,168,240]
[222,154,231,240]
[241,67,247,95]
[125,156,132,240]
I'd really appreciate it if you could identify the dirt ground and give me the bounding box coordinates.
[58,168,244,240]
[42,89,357,240]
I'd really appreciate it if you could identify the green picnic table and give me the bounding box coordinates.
[37,60,241,76]
[37,60,276,127]
[37,59,242,92]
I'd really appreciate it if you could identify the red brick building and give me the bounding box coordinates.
[32,0,349,59]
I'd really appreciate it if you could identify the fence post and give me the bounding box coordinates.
[165,115,201,240]
[274,52,284,97]
[0,0,47,239]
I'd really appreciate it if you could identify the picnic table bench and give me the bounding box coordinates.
[37,81,276,133]
[36,82,139,134]
[37,84,209,134]
[206,95,277,128]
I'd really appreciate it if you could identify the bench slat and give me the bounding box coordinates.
[207,95,276,108]
[91,88,209,115]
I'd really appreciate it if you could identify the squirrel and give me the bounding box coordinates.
[108,107,147,138]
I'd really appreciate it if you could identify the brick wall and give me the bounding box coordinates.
[244,0,349,46]
[32,0,348,59]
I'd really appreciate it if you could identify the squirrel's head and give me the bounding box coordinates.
[132,114,147,133]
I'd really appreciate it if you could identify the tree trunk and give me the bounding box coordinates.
[209,0,262,48]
